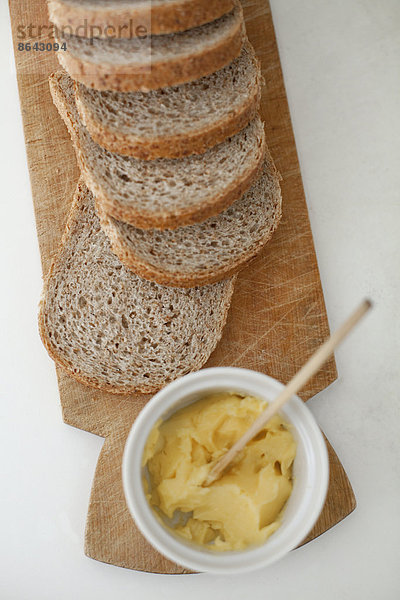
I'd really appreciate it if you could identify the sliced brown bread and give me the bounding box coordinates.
[49,70,266,230]
[56,1,244,91]
[48,0,235,37]
[39,180,235,395]
[98,155,282,287]
[75,41,262,159]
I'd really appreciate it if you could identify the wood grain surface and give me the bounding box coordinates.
[9,0,356,574]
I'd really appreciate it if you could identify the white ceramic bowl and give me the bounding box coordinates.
[122,367,329,574]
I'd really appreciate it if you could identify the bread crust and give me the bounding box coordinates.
[49,70,266,230]
[56,10,244,91]
[38,180,236,395]
[48,0,235,38]
[74,50,262,159]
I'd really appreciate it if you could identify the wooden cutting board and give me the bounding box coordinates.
[9,0,356,574]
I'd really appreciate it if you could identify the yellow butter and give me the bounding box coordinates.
[142,392,296,551]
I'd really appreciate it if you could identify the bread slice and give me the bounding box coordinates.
[75,41,262,159]
[48,0,235,37]
[98,155,282,287]
[56,1,244,91]
[39,180,235,395]
[49,70,266,230]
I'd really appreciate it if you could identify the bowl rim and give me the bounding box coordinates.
[122,367,329,574]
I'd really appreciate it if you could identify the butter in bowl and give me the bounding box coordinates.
[122,367,329,574]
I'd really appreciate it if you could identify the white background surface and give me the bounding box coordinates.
[1,1,399,598]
